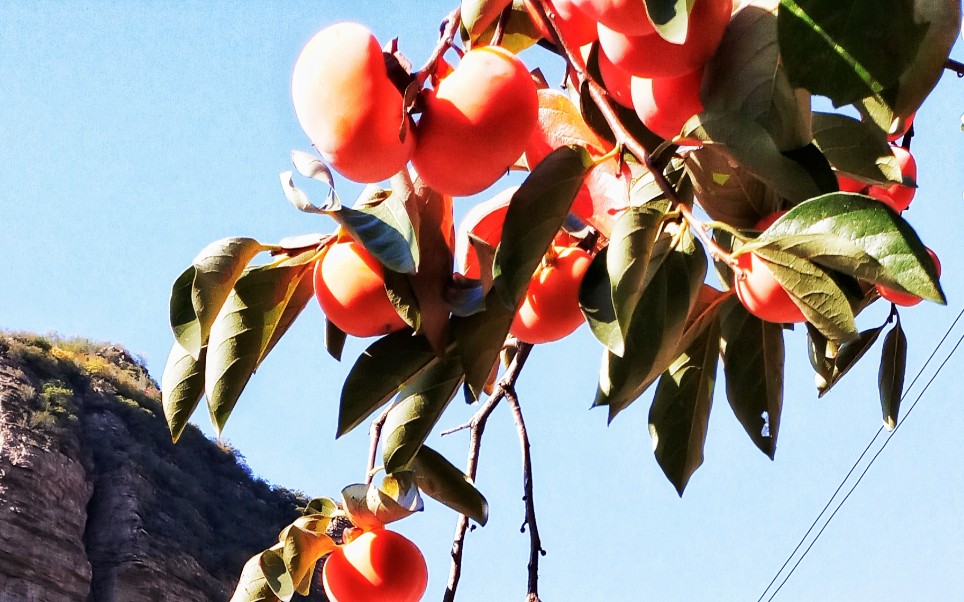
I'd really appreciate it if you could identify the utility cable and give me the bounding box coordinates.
[757,305,964,602]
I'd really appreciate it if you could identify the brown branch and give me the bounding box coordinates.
[947,58,964,77]
[365,402,397,485]
[442,341,534,602]
[506,386,544,602]
[416,8,462,87]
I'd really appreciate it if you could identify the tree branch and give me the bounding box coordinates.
[506,385,544,602]
[442,341,534,602]
[946,58,964,77]
[416,8,462,86]
[365,401,397,485]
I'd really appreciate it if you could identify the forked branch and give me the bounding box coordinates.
[506,386,544,602]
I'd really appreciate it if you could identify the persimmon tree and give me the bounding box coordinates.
[160,1,963,600]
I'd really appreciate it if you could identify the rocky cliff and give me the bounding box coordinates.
[0,333,325,602]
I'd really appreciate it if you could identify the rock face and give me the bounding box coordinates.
[0,334,326,602]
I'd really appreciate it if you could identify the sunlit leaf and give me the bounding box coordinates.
[645,0,691,44]
[467,0,541,52]
[161,342,206,443]
[302,497,339,517]
[461,0,513,39]
[342,473,425,530]
[812,112,902,184]
[280,517,335,597]
[879,316,907,430]
[338,332,437,437]
[720,299,784,458]
[260,547,294,602]
[649,316,720,495]
[411,445,489,525]
[230,553,281,602]
[382,353,464,473]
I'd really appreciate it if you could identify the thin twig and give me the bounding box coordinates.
[443,342,534,602]
[506,386,544,602]
[946,58,964,77]
[416,8,462,86]
[365,401,397,485]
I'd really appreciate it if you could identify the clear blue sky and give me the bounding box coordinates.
[2,2,963,600]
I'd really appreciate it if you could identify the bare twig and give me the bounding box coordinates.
[947,58,964,78]
[416,8,462,87]
[365,401,397,485]
[506,386,544,602]
[443,342,534,602]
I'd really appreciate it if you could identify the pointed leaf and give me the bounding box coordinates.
[819,324,885,398]
[325,319,347,361]
[338,332,438,437]
[812,112,902,184]
[382,353,465,473]
[259,261,317,362]
[161,342,206,443]
[494,145,594,308]
[303,497,339,517]
[754,193,944,302]
[685,145,782,228]
[333,202,417,275]
[807,323,835,391]
[703,0,812,150]
[412,445,489,525]
[205,262,313,434]
[579,247,622,353]
[260,547,294,602]
[649,315,720,496]
[230,553,281,602]
[452,288,516,401]
[720,299,784,458]
[342,473,424,530]
[170,238,265,358]
[280,517,335,596]
[879,317,907,430]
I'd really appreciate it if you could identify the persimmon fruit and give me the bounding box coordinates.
[596,0,732,78]
[570,0,656,36]
[413,46,538,196]
[523,0,598,47]
[456,186,517,279]
[322,528,428,602]
[631,68,705,140]
[867,145,917,212]
[291,23,413,183]
[733,212,806,324]
[313,240,407,338]
[877,248,940,307]
[510,246,593,344]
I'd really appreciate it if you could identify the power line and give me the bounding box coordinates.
[757,306,964,602]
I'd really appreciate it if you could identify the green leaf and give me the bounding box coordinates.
[818,324,885,397]
[161,342,206,443]
[806,323,834,390]
[325,319,347,361]
[341,474,424,531]
[383,268,422,332]
[649,314,720,496]
[260,547,294,602]
[683,111,822,203]
[597,227,708,421]
[338,332,437,438]
[749,246,857,343]
[205,262,314,435]
[685,145,782,228]
[720,299,784,458]
[494,145,593,309]
[259,261,317,362]
[302,497,339,517]
[579,247,622,353]
[812,112,902,184]
[333,183,418,275]
[645,0,691,44]
[777,0,926,109]
[466,0,542,52]
[753,193,944,303]
[280,517,335,596]
[879,316,907,430]
[382,353,464,473]
[452,288,516,401]
[461,0,513,38]
[411,445,489,525]
[230,553,281,602]
[608,205,668,356]
[170,237,265,359]
[702,0,813,151]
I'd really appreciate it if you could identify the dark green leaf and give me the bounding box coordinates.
[819,324,885,397]
[161,342,206,443]
[205,262,314,435]
[812,112,902,184]
[333,192,418,275]
[382,353,464,473]
[452,288,516,401]
[782,142,838,196]
[879,317,907,430]
[597,227,708,421]
[753,193,944,302]
[777,0,925,109]
[750,246,857,343]
[325,319,347,361]
[645,0,691,43]
[494,145,593,308]
[338,331,437,437]
[685,145,782,228]
[259,261,317,362]
[649,314,720,496]
[579,247,622,353]
[170,237,265,359]
[608,205,668,355]
[806,323,834,391]
[411,445,489,525]
[682,111,822,202]
[720,299,784,458]
[702,0,812,151]
[229,553,281,602]
[383,268,422,331]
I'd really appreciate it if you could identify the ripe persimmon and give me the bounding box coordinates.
[867,145,917,212]
[631,68,705,140]
[596,0,732,78]
[733,212,806,324]
[322,528,428,602]
[291,23,414,183]
[510,246,593,344]
[877,248,940,307]
[456,186,517,279]
[413,46,538,196]
[570,0,656,36]
[523,0,598,47]
[313,240,407,337]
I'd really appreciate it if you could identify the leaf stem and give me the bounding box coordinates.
[365,401,398,485]
[506,386,544,602]
[416,8,462,87]
[442,341,533,602]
